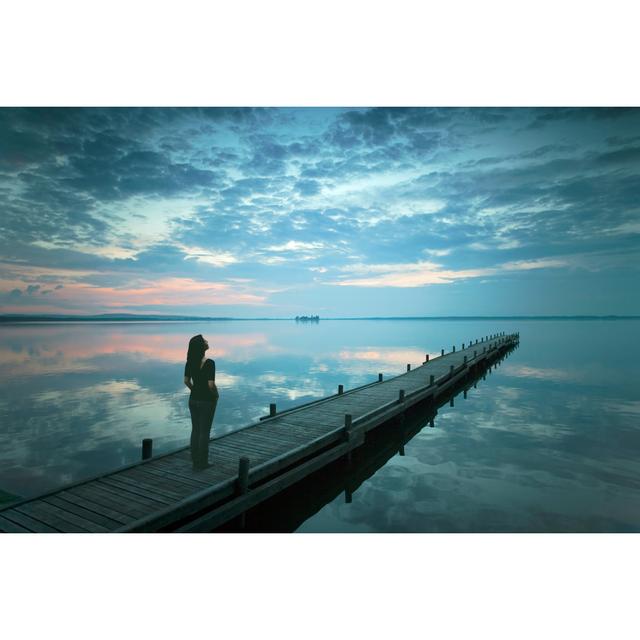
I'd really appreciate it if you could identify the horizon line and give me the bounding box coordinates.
[1,313,639,321]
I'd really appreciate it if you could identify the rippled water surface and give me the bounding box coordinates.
[1,319,638,532]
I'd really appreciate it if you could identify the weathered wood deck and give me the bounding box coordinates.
[0,332,518,533]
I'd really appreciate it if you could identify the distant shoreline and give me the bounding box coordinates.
[1,314,639,323]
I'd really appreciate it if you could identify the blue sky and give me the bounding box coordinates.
[0,107,639,316]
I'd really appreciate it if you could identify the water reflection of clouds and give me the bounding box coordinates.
[0,328,274,380]
[502,364,580,382]
[255,372,326,402]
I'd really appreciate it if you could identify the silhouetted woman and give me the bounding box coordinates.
[184,334,219,470]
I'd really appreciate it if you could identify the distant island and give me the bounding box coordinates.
[295,315,320,323]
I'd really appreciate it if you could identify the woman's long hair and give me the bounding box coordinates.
[185,334,206,378]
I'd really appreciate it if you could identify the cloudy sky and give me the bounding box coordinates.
[1,107,639,317]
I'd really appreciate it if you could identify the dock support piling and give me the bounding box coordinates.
[345,414,353,463]
[141,438,153,461]
[237,456,250,529]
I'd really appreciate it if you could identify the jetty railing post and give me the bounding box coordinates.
[407,364,411,371]
[462,342,465,349]
[344,414,353,463]
[452,345,455,352]
[338,384,344,395]
[378,373,383,382]
[441,349,444,356]
[425,354,429,362]
[141,438,153,460]
[269,403,276,417]
[237,456,250,529]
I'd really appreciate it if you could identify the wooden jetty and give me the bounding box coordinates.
[0,332,519,533]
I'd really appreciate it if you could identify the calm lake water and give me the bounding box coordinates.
[1,318,639,532]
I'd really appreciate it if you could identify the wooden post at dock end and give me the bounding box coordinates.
[378,373,383,382]
[237,456,250,530]
[441,348,444,356]
[398,389,405,403]
[344,413,353,439]
[452,345,456,352]
[463,389,467,399]
[344,414,353,463]
[269,403,277,417]
[476,339,478,344]
[141,438,153,460]
[429,374,435,386]
[425,353,429,362]
[338,384,344,395]
[407,363,411,371]
[237,457,250,495]
[462,342,465,349]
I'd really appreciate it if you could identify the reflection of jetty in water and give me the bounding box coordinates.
[218,341,518,532]
[295,315,320,323]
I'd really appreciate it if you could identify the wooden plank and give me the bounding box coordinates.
[238,430,313,449]
[15,501,104,533]
[136,466,211,490]
[225,432,295,452]
[0,508,60,533]
[57,489,133,525]
[152,455,238,480]
[217,436,287,456]
[97,477,175,506]
[43,495,123,530]
[74,482,160,516]
[0,513,33,533]
[110,470,189,500]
